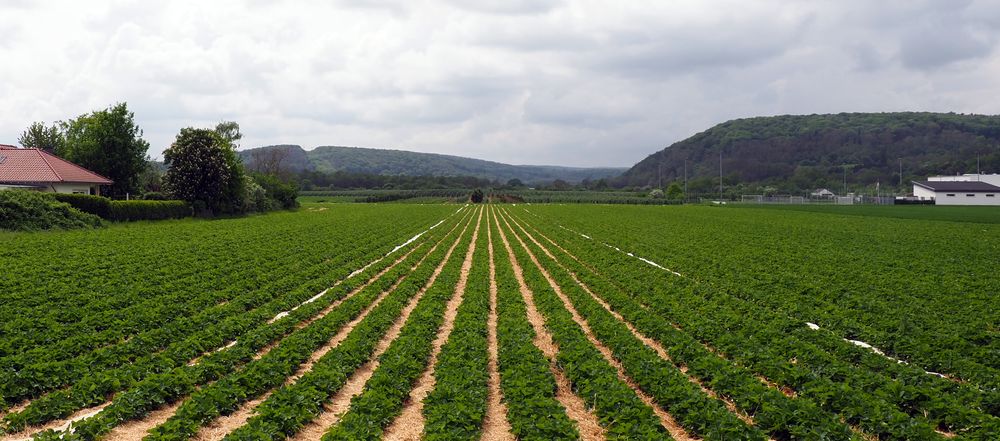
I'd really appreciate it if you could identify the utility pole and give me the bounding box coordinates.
[843,165,848,195]
[719,151,723,201]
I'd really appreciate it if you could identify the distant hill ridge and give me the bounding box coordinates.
[619,112,1000,192]
[239,145,626,184]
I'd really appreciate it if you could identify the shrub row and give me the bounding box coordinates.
[0,191,102,231]
[53,193,189,221]
[109,200,189,221]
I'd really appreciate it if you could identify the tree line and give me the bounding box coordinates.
[17,102,297,215]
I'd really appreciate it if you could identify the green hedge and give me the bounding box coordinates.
[51,193,189,221]
[109,200,190,221]
[0,191,103,231]
[52,193,111,218]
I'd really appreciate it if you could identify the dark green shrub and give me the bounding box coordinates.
[0,191,103,231]
[109,200,190,221]
[253,173,299,209]
[142,192,169,200]
[470,188,484,203]
[52,193,112,218]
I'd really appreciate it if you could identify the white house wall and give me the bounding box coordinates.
[934,191,1000,206]
[913,185,936,200]
[50,183,96,194]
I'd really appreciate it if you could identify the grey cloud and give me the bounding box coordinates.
[898,22,996,69]
[444,0,562,16]
[3,1,1000,168]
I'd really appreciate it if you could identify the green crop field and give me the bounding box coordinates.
[1,204,997,441]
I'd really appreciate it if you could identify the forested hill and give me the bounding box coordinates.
[240,145,625,184]
[619,112,1000,193]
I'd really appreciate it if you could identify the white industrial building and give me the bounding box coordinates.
[912,176,1000,206]
[928,173,1000,186]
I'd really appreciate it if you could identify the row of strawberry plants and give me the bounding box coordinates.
[520,211,993,440]
[0,209,441,369]
[496,213,670,440]
[11,210,468,437]
[528,205,998,392]
[37,210,468,441]
[0,208,450,409]
[1,218,297,356]
[0,223,410,433]
[486,208,579,440]
[525,206,1000,428]
[421,208,491,441]
[502,211,775,440]
[322,208,483,440]
[138,207,471,441]
[0,221,399,410]
[223,208,477,441]
[506,211,857,440]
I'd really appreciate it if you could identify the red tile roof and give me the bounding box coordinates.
[0,146,113,185]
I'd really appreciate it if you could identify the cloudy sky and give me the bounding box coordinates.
[2,1,1000,167]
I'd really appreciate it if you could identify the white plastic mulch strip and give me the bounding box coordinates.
[257,206,465,332]
[804,322,952,380]
[552,223,685,278]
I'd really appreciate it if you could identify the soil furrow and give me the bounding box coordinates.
[505,211,759,428]
[290,209,476,441]
[103,401,185,441]
[191,210,472,441]
[481,208,515,441]
[491,210,605,441]
[498,210,696,441]
[512,210,801,403]
[382,206,484,440]
[0,402,111,441]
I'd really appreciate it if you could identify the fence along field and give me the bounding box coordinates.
[0,203,996,440]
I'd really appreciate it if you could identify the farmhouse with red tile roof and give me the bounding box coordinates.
[0,145,113,195]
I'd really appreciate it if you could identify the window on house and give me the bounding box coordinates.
[987,194,995,197]
[966,194,975,197]
[946,193,955,197]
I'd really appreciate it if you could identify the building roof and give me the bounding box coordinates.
[0,145,113,185]
[913,180,1000,192]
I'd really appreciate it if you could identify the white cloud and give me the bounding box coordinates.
[1,0,999,167]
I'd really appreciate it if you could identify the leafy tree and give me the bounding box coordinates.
[649,188,664,199]
[665,182,684,200]
[18,122,65,153]
[506,178,524,188]
[470,188,484,203]
[163,128,245,215]
[550,179,570,190]
[215,121,242,149]
[60,103,149,198]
